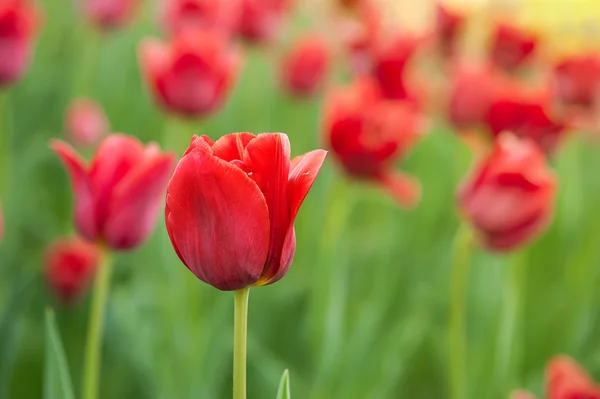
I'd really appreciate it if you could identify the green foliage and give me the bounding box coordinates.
[44,309,75,399]
[275,370,291,399]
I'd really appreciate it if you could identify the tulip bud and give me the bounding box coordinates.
[371,33,424,100]
[435,3,465,59]
[0,0,40,88]
[77,0,139,31]
[458,134,556,252]
[51,134,175,250]
[45,237,100,304]
[546,356,600,399]
[280,35,331,98]
[161,0,241,38]
[165,133,326,290]
[553,54,600,110]
[64,98,109,148]
[323,78,422,208]
[489,22,537,73]
[138,29,243,119]
[487,85,566,155]
[237,0,292,44]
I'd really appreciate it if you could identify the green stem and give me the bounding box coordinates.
[233,287,249,399]
[449,225,472,399]
[164,117,198,156]
[82,249,113,399]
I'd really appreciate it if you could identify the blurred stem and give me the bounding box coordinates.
[82,249,113,399]
[233,287,249,399]
[561,136,582,245]
[0,92,7,199]
[449,225,472,399]
[74,27,101,97]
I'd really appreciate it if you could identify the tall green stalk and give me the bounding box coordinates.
[82,249,113,399]
[233,287,250,399]
[449,225,473,399]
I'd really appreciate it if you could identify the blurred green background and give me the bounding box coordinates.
[2,1,600,398]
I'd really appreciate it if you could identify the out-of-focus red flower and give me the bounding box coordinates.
[487,85,566,155]
[458,134,556,252]
[509,390,538,399]
[161,0,241,37]
[165,133,326,291]
[447,62,503,129]
[139,29,243,119]
[435,3,465,59]
[553,54,600,109]
[78,0,139,31]
[45,237,100,304]
[280,35,331,98]
[64,98,109,148]
[0,0,39,88]
[237,0,291,44]
[324,78,422,208]
[340,0,381,76]
[489,21,538,73]
[51,134,175,250]
[371,33,426,101]
[547,356,600,399]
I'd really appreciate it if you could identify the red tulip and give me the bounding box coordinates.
[371,33,424,100]
[45,237,100,304]
[139,29,243,119]
[0,0,39,88]
[324,78,422,208]
[161,0,241,37]
[237,0,292,43]
[487,85,566,155]
[553,54,600,109]
[78,0,139,31]
[447,62,503,129]
[280,35,331,98]
[165,133,326,290]
[51,134,175,250]
[489,21,537,73]
[547,356,600,399]
[64,98,109,148]
[458,134,556,252]
[435,3,465,59]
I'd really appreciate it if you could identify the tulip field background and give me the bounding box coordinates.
[3,1,600,399]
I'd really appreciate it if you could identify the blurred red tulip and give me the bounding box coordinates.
[45,237,100,304]
[371,33,425,101]
[489,22,537,73]
[547,356,600,399]
[447,63,503,129]
[238,0,292,43]
[340,0,381,76]
[0,0,39,88]
[78,0,139,31]
[435,3,465,59]
[324,78,422,208]
[64,98,109,148]
[165,133,326,290]
[280,35,331,98]
[458,134,556,252]
[509,390,538,399]
[553,54,600,109]
[161,0,241,37]
[51,134,175,250]
[487,85,566,155]
[139,29,243,119]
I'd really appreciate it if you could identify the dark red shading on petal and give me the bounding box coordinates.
[165,148,270,290]
[104,153,175,249]
[50,140,97,241]
[212,131,256,161]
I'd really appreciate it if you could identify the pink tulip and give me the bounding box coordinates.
[64,98,109,148]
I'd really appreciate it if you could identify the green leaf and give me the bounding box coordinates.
[275,369,291,399]
[44,309,75,399]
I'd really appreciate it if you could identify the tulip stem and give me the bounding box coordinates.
[82,249,113,399]
[449,225,472,399]
[233,287,250,399]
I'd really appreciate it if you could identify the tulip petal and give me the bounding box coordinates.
[104,152,175,249]
[166,149,270,290]
[243,133,291,285]
[139,38,170,82]
[50,140,97,241]
[212,132,256,161]
[288,149,327,221]
[376,170,421,208]
[183,134,214,157]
